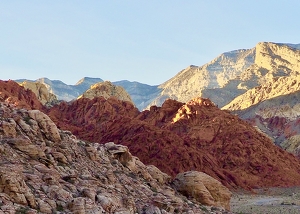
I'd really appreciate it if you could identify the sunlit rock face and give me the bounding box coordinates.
[147,48,255,108]
[19,81,58,105]
[220,43,300,156]
[77,81,134,104]
[255,42,300,72]
[223,42,300,111]
[173,171,232,211]
[147,42,300,110]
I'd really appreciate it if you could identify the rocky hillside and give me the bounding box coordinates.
[47,95,300,190]
[223,43,300,111]
[225,89,300,158]
[220,43,300,157]
[0,101,234,213]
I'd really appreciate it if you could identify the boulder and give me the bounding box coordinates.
[173,171,232,210]
[28,110,61,143]
[0,165,36,208]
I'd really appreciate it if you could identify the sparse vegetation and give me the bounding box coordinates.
[23,116,33,126]
[200,205,208,212]
[56,204,64,211]
[15,206,30,214]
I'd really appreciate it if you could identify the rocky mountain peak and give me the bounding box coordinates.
[222,42,300,112]
[146,47,255,109]
[77,81,134,104]
[19,81,58,105]
[75,77,103,86]
[255,42,300,72]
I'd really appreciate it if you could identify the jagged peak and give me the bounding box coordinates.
[75,77,103,86]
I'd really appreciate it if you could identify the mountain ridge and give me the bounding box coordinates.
[13,42,300,111]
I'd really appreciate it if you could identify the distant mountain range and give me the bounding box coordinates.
[14,41,300,157]
[16,42,300,111]
[16,77,161,110]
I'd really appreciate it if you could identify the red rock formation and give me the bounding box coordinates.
[0,80,43,110]
[1,102,222,213]
[5,79,300,190]
[47,96,300,190]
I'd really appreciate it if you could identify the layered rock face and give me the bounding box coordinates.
[147,48,255,108]
[19,81,58,105]
[223,43,300,111]
[147,42,300,109]
[47,96,300,190]
[255,42,300,72]
[231,91,300,158]
[78,81,134,104]
[221,43,300,156]
[0,102,231,213]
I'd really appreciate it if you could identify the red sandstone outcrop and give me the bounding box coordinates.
[3,80,300,191]
[0,80,43,110]
[0,102,228,213]
[47,96,300,190]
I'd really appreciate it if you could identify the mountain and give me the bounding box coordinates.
[11,42,300,158]
[222,42,300,111]
[13,42,300,112]
[147,42,300,109]
[16,78,160,110]
[0,98,231,213]
[15,77,104,101]
[146,48,255,108]
[78,81,134,104]
[46,95,300,190]
[219,42,300,156]
[74,77,104,92]
[114,80,161,110]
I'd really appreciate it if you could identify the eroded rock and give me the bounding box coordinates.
[173,171,232,210]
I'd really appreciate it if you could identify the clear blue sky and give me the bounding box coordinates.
[1,1,299,85]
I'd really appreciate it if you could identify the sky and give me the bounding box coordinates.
[1,1,300,85]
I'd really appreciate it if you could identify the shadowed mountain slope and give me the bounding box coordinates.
[47,96,300,190]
